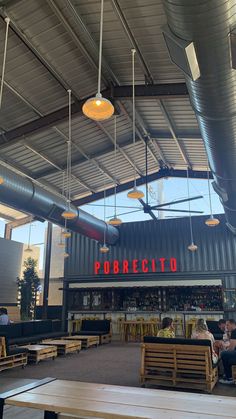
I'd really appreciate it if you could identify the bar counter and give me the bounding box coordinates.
[68,310,224,335]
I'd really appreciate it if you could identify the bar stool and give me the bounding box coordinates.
[149,318,160,335]
[186,318,197,338]
[173,316,184,337]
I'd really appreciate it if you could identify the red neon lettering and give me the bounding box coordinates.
[159,258,166,272]
[141,259,148,273]
[122,260,129,273]
[94,261,100,274]
[104,261,110,274]
[132,259,138,273]
[113,260,119,274]
[151,259,156,272]
[170,257,177,272]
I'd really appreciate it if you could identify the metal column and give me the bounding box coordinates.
[42,222,53,319]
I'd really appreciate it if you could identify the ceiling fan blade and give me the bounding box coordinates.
[151,195,203,209]
[110,209,143,217]
[148,211,158,221]
[87,203,140,209]
[153,208,204,214]
[138,198,147,208]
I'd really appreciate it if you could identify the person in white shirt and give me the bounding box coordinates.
[0,307,10,325]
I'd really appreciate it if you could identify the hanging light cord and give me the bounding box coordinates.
[132,48,136,187]
[187,168,194,243]
[66,89,72,209]
[97,0,104,96]
[0,17,10,109]
[103,188,106,244]
[207,166,213,216]
[114,116,117,216]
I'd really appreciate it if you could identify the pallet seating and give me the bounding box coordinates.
[140,336,218,392]
[72,320,111,344]
[0,337,27,372]
[0,319,67,346]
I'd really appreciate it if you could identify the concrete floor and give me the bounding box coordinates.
[0,342,236,418]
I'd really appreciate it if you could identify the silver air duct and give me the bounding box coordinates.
[163,0,236,233]
[0,164,119,244]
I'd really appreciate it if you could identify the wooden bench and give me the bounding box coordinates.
[0,337,27,372]
[21,344,57,364]
[141,337,218,392]
[232,365,236,380]
[41,339,81,355]
[1,378,236,419]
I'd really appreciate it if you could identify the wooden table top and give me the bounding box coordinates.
[68,335,99,340]
[5,379,236,419]
[21,345,56,351]
[41,340,76,346]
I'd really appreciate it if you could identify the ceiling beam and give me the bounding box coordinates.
[0,83,187,147]
[72,168,213,207]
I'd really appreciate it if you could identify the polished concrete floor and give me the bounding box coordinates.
[0,342,236,418]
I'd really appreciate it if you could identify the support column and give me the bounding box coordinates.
[42,222,53,319]
[62,279,69,332]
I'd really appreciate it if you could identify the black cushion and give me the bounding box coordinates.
[52,320,62,332]
[81,320,110,333]
[8,347,28,356]
[34,320,52,334]
[0,323,22,338]
[206,321,224,340]
[143,336,211,348]
[22,321,35,337]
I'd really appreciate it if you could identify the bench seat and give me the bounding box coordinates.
[141,336,218,393]
[72,320,112,344]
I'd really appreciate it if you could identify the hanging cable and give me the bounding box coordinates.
[0,17,10,109]
[187,168,194,244]
[132,48,136,187]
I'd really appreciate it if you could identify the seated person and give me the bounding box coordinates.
[0,307,10,325]
[218,319,226,333]
[191,318,218,364]
[157,317,175,338]
[219,319,236,385]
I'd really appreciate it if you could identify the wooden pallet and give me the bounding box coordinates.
[64,335,99,349]
[0,353,27,372]
[21,345,57,364]
[41,340,81,355]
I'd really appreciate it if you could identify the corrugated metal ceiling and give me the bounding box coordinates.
[0,0,206,203]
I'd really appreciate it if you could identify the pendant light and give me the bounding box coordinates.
[127,49,144,199]
[187,169,198,252]
[108,116,122,226]
[62,89,77,220]
[62,220,71,238]
[58,230,65,248]
[25,219,33,253]
[63,252,70,258]
[205,167,220,227]
[82,0,114,121]
[100,189,109,253]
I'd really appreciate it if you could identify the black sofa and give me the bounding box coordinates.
[206,320,224,340]
[72,320,111,344]
[0,319,67,346]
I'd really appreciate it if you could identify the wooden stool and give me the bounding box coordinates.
[186,318,197,338]
[174,317,184,337]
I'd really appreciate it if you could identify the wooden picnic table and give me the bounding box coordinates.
[1,378,236,419]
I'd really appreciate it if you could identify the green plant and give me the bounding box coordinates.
[17,257,41,320]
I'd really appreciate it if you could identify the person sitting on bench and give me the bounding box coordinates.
[219,319,236,385]
[0,308,10,325]
[157,317,175,338]
[191,318,218,364]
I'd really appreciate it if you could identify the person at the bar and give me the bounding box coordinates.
[157,317,175,338]
[191,318,218,364]
[219,319,236,384]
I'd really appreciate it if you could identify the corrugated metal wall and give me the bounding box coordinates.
[0,237,23,304]
[67,214,236,278]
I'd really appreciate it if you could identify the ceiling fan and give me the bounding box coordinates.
[113,139,203,221]
[88,140,204,221]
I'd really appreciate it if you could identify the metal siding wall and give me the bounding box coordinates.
[0,237,23,304]
[67,214,236,277]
